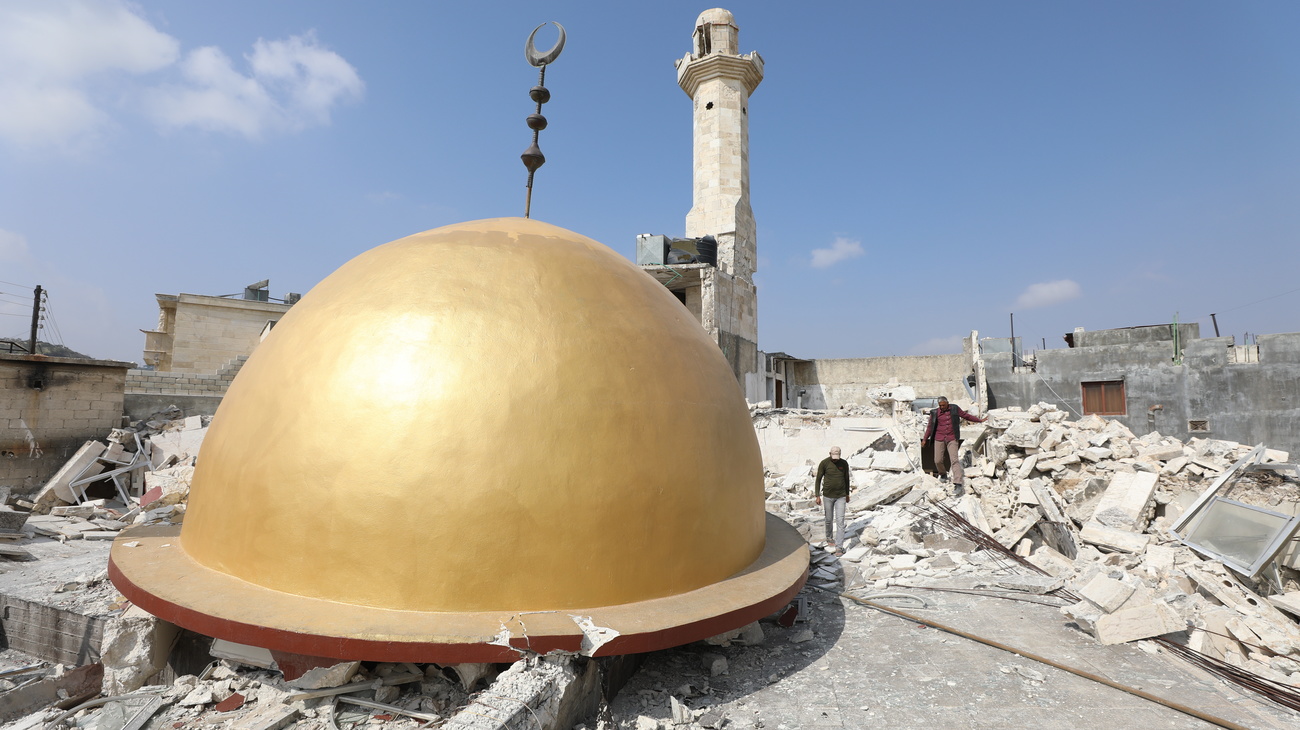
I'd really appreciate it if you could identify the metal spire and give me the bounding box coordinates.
[521,22,565,218]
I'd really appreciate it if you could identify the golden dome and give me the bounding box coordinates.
[110,218,806,660]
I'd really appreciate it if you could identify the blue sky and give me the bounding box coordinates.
[1,0,1298,363]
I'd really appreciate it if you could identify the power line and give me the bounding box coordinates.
[1203,284,1300,319]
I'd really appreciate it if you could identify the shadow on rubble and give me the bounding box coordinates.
[608,586,847,712]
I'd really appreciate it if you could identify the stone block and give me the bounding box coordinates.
[1028,545,1076,577]
[841,546,870,563]
[34,440,106,508]
[993,509,1040,549]
[1160,456,1189,474]
[1094,602,1185,645]
[1061,601,1104,635]
[1002,421,1045,449]
[286,660,361,689]
[101,604,180,694]
[1091,471,1159,531]
[1079,574,1135,613]
[51,504,95,518]
[1141,444,1186,462]
[1264,448,1290,463]
[0,507,29,532]
[870,451,911,472]
[1080,522,1150,554]
[1008,452,1040,480]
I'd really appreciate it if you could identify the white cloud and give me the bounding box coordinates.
[0,229,31,262]
[909,335,964,355]
[142,32,363,139]
[0,0,178,147]
[810,237,864,269]
[0,1,361,148]
[1015,279,1082,309]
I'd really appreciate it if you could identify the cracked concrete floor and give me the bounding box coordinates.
[609,582,1299,729]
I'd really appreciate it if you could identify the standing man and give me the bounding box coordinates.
[922,397,986,489]
[815,447,851,553]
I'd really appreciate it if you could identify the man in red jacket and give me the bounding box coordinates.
[921,397,986,489]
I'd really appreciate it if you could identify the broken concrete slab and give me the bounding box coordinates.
[1078,574,1136,613]
[1028,545,1076,577]
[285,660,360,689]
[1094,602,1185,645]
[34,440,106,508]
[991,574,1065,595]
[100,605,181,695]
[1002,421,1046,449]
[0,507,29,532]
[1266,592,1300,619]
[1091,471,1159,531]
[993,509,1040,549]
[1140,444,1186,462]
[854,473,921,510]
[1080,522,1150,554]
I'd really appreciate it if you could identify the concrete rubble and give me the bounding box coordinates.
[6,397,1300,729]
[752,400,1300,684]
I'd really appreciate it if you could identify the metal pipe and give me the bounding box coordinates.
[1210,313,1220,337]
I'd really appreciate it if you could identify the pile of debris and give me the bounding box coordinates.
[3,655,503,730]
[762,401,1300,692]
[17,407,205,543]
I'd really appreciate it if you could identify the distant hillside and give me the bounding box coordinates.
[0,339,94,359]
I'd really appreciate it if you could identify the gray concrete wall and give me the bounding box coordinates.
[1073,323,1199,348]
[984,332,1300,457]
[790,354,971,410]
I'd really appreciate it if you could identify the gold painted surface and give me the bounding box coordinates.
[181,218,765,612]
[114,514,807,650]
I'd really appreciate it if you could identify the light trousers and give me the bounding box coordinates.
[823,496,847,545]
[934,439,964,484]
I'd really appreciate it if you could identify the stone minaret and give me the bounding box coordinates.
[676,8,763,279]
[675,9,764,396]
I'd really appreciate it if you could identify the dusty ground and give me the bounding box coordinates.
[0,538,116,616]
[609,577,1300,729]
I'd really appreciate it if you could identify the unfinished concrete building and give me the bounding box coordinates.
[127,283,297,419]
[984,323,1300,458]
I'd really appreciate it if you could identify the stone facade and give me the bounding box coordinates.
[142,293,289,374]
[0,353,130,493]
[671,8,763,396]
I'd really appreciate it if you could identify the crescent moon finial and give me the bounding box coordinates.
[525,22,566,67]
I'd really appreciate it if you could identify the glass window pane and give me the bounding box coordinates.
[1183,499,1291,570]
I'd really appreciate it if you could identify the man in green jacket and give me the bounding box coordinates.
[815,447,852,553]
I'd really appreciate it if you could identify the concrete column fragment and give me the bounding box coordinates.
[100,604,179,695]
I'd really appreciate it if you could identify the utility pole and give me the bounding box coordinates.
[27,285,42,355]
[1210,313,1220,337]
